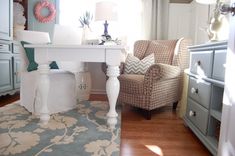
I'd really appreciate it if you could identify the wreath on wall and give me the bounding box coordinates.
[34,0,56,23]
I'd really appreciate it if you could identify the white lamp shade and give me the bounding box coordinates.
[196,0,217,4]
[95,1,118,21]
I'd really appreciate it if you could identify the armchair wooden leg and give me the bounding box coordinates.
[145,110,152,120]
[173,101,178,110]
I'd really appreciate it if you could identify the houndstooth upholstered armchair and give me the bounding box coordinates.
[117,38,191,119]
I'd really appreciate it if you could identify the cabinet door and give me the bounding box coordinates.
[13,55,20,89]
[0,0,12,40]
[0,54,13,93]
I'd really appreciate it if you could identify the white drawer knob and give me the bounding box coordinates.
[191,88,198,94]
[189,110,196,117]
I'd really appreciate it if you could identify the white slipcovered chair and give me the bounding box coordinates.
[16,30,77,114]
[52,24,83,72]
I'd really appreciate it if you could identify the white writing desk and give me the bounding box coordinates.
[25,44,124,129]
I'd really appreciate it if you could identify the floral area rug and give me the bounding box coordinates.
[0,101,121,156]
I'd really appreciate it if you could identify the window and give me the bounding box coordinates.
[59,0,146,51]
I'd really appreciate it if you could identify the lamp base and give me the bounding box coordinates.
[99,40,105,45]
[99,34,112,45]
[102,34,112,40]
[99,20,112,45]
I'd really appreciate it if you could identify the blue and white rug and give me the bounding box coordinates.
[0,101,121,156]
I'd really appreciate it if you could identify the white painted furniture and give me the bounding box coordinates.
[16,30,77,115]
[24,44,124,129]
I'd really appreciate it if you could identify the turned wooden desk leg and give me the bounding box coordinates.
[38,64,50,124]
[106,65,119,129]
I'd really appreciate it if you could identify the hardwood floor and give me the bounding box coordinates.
[120,106,211,156]
[0,94,211,156]
[0,92,20,107]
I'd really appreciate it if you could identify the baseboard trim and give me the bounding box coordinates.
[91,89,106,95]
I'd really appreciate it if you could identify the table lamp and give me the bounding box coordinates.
[95,1,118,44]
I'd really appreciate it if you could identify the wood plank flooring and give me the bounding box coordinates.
[0,93,211,156]
[0,93,20,107]
[120,105,211,156]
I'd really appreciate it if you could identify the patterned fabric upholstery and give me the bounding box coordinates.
[124,53,155,74]
[133,40,150,59]
[118,38,191,116]
[145,40,177,64]
[119,74,144,94]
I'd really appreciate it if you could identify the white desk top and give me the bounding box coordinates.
[24,44,125,50]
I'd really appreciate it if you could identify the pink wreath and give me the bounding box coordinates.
[34,1,56,23]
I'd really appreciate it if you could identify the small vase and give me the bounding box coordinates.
[81,25,91,44]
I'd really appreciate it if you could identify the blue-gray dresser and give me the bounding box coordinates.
[0,0,20,96]
[184,41,227,156]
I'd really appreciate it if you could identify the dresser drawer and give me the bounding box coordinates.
[188,76,211,109]
[190,51,213,77]
[212,50,226,81]
[186,98,209,135]
[12,42,21,54]
[0,41,11,53]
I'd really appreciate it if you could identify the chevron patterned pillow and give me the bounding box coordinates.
[124,53,155,74]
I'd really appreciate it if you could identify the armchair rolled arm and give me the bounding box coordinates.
[143,63,181,95]
[145,63,181,81]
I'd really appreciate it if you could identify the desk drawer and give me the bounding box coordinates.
[190,51,213,77]
[188,76,211,109]
[212,50,226,81]
[186,98,209,135]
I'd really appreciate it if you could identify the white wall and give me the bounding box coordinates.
[167,0,211,44]
[88,63,106,94]
[168,3,192,40]
[190,1,210,44]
